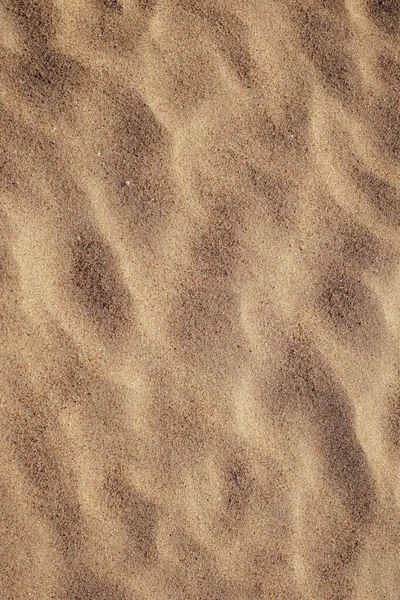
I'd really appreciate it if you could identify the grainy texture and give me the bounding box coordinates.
[0,0,399,598]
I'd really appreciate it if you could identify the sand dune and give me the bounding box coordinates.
[1,0,400,598]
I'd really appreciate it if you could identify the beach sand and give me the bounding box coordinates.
[1,0,400,598]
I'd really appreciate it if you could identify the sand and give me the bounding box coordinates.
[0,0,399,598]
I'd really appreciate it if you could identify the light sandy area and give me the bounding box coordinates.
[1,1,400,598]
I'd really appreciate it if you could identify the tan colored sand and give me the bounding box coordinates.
[1,0,400,598]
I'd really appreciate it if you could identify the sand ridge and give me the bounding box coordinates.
[0,0,400,598]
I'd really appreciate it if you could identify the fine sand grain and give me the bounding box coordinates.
[1,1,400,598]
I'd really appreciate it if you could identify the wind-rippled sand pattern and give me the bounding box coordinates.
[1,0,400,598]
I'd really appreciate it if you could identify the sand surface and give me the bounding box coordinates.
[1,1,400,598]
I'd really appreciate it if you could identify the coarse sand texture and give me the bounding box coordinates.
[1,1,400,599]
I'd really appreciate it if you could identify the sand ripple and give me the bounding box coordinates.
[1,1,400,598]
